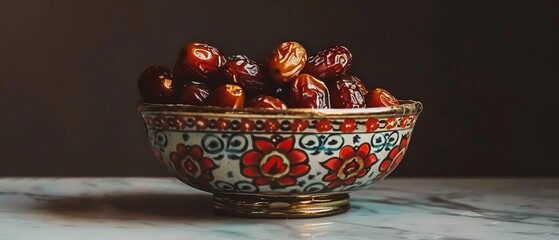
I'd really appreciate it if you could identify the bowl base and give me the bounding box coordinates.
[213,193,350,218]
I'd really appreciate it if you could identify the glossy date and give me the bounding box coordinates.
[245,95,287,109]
[267,41,307,84]
[219,56,267,98]
[177,42,226,81]
[288,73,330,108]
[139,41,403,110]
[302,45,352,80]
[173,81,211,106]
[138,65,175,103]
[204,84,245,109]
[365,88,400,107]
[328,74,367,108]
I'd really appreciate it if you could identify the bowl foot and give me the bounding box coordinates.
[213,193,350,218]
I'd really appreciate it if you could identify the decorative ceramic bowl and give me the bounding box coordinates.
[137,100,422,218]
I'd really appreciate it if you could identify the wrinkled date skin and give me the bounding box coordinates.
[174,81,211,105]
[220,56,267,98]
[288,73,330,108]
[302,45,352,80]
[138,65,175,103]
[365,88,400,107]
[268,41,307,84]
[177,42,226,81]
[245,95,287,109]
[204,84,245,109]
[328,75,368,108]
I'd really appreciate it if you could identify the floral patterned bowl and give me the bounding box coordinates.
[137,100,422,218]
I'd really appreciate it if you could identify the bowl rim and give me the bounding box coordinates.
[137,99,422,119]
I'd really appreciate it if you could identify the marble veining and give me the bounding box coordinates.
[0,178,557,240]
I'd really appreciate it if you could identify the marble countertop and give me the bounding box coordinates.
[0,178,557,240]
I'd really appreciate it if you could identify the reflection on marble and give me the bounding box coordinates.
[0,178,557,240]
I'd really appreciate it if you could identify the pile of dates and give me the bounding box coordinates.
[138,41,400,109]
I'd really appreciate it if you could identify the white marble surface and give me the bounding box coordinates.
[0,178,557,240]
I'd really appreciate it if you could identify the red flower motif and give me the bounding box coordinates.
[264,119,280,132]
[169,144,217,186]
[155,116,169,129]
[321,143,378,189]
[385,117,397,130]
[366,118,379,132]
[195,117,208,130]
[399,116,409,128]
[316,119,332,132]
[216,118,230,130]
[173,116,187,129]
[340,119,357,133]
[144,116,155,128]
[240,118,255,131]
[291,119,309,132]
[241,135,310,187]
[376,134,410,180]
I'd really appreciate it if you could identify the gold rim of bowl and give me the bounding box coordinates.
[137,99,423,119]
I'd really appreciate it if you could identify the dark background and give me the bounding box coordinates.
[1,0,557,177]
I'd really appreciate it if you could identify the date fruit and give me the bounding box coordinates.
[139,41,404,111]
[267,41,307,84]
[174,81,211,105]
[288,73,330,108]
[302,45,352,80]
[138,65,175,103]
[245,95,287,109]
[204,84,245,109]
[219,56,267,98]
[177,42,226,81]
[328,75,367,108]
[365,88,400,107]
